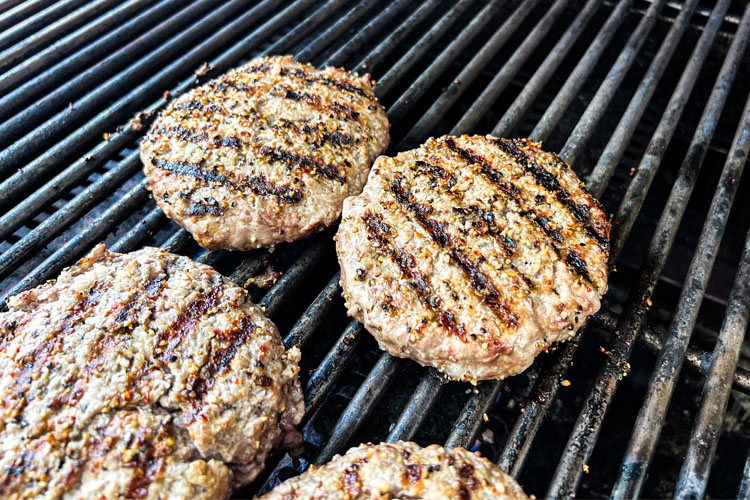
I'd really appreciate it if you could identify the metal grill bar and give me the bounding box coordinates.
[449,0,579,137]
[740,453,750,499]
[0,0,89,51]
[0,0,59,33]
[547,1,743,493]
[284,274,340,348]
[675,228,750,498]
[325,0,415,69]
[0,0,182,102]
[373,0,473,95]
[536,0,667,145]
[296,0,379,63]
[612,9,750,495]
[493,0,628,137]
[387,0,501,123]
[387,369,445,442]
[0,0,121,74]
[0,0,251,168]
[352,0,438,74]
[400,0,544,146]
[314,353,404,465]
[586,0,726,197]
[304,321,365,413]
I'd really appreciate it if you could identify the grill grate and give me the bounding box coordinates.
[1,0,749,498]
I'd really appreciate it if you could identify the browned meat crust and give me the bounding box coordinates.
[141,55,390,250]
[336,135,610,381]
[257,441,528,499]
[0,245,303,499]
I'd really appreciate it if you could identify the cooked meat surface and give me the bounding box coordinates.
[257,441,528,499]
[0,245,303,499]
[141,55,390,250]
[336,135,610,381]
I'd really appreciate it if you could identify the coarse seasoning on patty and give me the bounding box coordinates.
[0,245,303,500]
[141,55,390,250]
[257,441,528,499]
[336,135,610,382]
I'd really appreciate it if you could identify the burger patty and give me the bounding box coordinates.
[0,245,303,499]
[258,441,528,499]
[336,135,610,381]
[141,55,390,250]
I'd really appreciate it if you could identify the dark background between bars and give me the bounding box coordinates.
[0,0,749,498]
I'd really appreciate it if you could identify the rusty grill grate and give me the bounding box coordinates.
[1,0,749,498]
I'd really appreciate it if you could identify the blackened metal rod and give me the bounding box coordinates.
[497,336,580,477]
[314,353,403,465]
[109,207,166,253]
[0,150,143,281]
[448,0,574,138]
[559,0,698,165]
[739,452,750,500]
[325,0,414,69]
[493,0,624,137]
[304,320,365,413]
[400,0,543,146]
[610,3,739,252]
[586,0,730,198]
[0,0,249,167]
[352,0,439,75]
[0,0,171,97]
[0,178,149,310]
[260,240,328,318]
[0,0,290,215]
[227,251,268,288]
[0,0,122,74]
[160,229,193,253]
[0,0,59,33]
[386,0,502,123]
[529,0,639,142]
[387,369,446,442]
[260,0,350,59]
[445,380,503,449]
[674,228,750,499]
[611,8,750,496]
[372,0,474,95]
[591,311,750,396]
[547,3,741,494]
[0,0,89,52]
[296,0,379,63]
[284,273,341,348]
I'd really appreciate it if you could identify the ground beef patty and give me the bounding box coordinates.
[258,441,528,499]
[0,245,303,499]
[336,135,610,381]
[141,55,390,250]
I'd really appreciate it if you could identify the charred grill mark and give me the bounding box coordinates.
[152,159,303,203]
[443,137,504,184]
[441,139,600,286]
[1,284,107,416]
[520,210,564,244]
[413,160,457,193]
[280,88,361,121]
[362,212,464,336]
[188,199,226,217]
[566,250,592,283]
[259,146,345,183]
[155,284,223,362]
[404,464,421,483]
[389,178,519,328]
[142,278,166,299]
[279,67,376,100]
[491,138,609,249]
[190,316,255,400]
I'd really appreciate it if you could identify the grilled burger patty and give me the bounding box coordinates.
[141,55,390,250]
[0,245,303,499]
[258,441,528,499]
[336,135,610,381]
